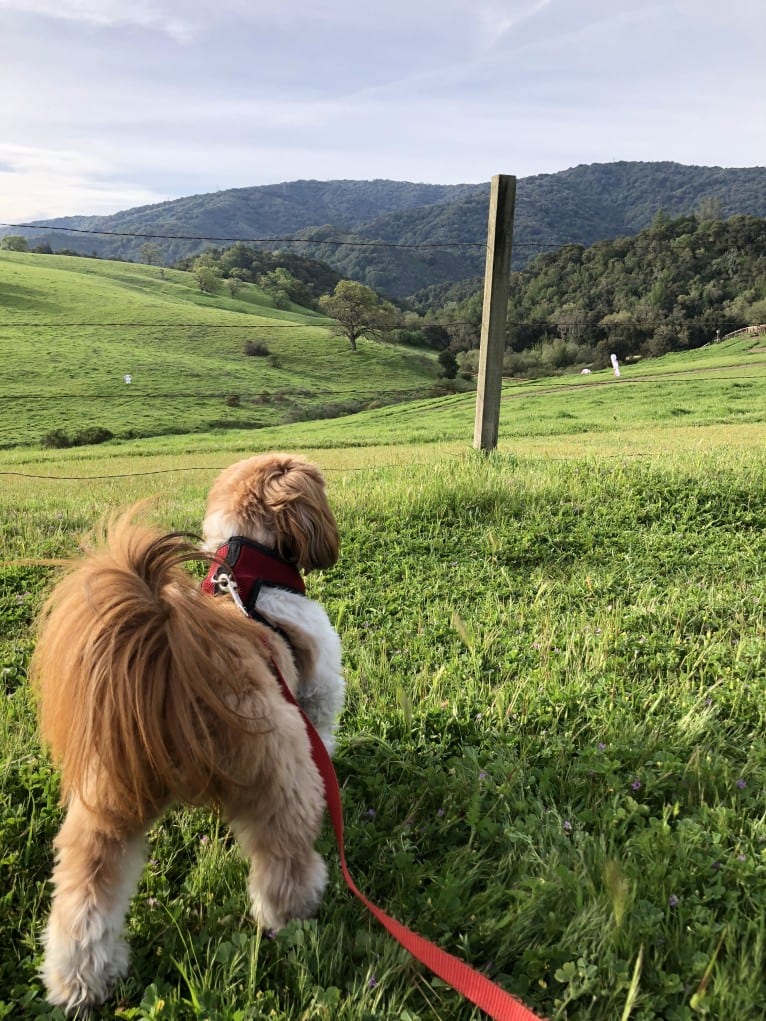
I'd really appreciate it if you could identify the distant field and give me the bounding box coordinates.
[1,330,765,471]
[0,251,442,449]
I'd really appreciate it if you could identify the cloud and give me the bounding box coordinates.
[475,0,554,48]
[0,0,197,41]
[0,144,164,221]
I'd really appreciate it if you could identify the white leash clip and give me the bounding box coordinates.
[215,571,249,618]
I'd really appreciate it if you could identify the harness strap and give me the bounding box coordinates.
[201,537,305,618]
[262,642,546,1021]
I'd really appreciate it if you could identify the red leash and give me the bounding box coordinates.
[269,654,546,1021]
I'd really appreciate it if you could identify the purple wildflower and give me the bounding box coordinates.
[631,779,642,791]
[562,820,573,834]
[736,778,746,789]
[668,894,679,908]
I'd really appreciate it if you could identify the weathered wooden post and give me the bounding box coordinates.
[473,174,516,452]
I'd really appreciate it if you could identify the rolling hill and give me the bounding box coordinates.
[9,162,766,298]
[0,250,445,450]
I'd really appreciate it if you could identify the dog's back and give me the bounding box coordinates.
[32,510,271,825]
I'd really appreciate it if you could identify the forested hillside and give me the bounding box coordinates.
[431,213,766,376]
[9,163,766,297]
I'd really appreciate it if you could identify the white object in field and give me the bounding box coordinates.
[610,354,620,378]
[124,374,132,384]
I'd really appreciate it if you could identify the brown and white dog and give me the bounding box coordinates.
[32,453,344,1014]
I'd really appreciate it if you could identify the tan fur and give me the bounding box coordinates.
[33,453,341,1014]
[202,453,339,569]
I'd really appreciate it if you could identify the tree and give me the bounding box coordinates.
[437,346,459,378]
[192,255,221,293]
[140,242,163,266]
[318,281,398,351]
[258,268,313,310]
[1,235,28,252]
[696,194,722,222]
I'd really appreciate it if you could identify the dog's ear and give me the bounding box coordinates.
[262,457,340,572]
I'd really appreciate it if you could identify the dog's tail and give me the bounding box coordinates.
[32,507,262,825]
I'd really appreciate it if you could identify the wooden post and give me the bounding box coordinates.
[473,174,516,452]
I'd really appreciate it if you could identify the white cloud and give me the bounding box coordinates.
[0,0,197,41]
[0,145,164,221]
[475,0,554,48]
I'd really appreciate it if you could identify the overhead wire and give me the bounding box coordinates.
[3,221,568,249]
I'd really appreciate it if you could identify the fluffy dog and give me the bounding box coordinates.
[32,453,344,1013]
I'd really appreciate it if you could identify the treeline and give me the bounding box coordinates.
[174,244,343,309]
[427,213,766,377]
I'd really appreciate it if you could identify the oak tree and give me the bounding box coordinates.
[318,280,398,351]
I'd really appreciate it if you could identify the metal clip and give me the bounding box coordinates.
[215,572,249,618]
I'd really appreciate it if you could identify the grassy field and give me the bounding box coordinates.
[0,251,442,449]
[2,313,766,1017]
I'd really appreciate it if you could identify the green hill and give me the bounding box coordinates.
[429,213,766,373]
[0,251,443,450]
[10,162,766,297]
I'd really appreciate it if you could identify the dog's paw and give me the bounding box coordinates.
[42,928,130,1014]
[250,851,328,931]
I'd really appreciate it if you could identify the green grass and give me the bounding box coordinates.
[0,251,443,449]
[2,444,766,1020]
[2,281,766,1017]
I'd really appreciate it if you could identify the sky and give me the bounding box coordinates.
[1,0,764,222]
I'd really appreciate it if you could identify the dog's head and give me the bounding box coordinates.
[202,453,339,572]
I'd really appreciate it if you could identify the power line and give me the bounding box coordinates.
[4,222,486,250]
[0,320,478,329]
[3,221,568,250]
[0,317,744,331]
[0,386,433,401]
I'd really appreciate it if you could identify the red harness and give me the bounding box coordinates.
[201,537,305,613]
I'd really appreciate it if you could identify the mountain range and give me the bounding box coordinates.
[11,162,766,299]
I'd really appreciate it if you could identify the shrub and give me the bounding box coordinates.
[72,426,114,446]
[244,340,270,357]
[224,394,240,407]
[438,348,459,379]
[40,426,113,449]
[41,429,72,449]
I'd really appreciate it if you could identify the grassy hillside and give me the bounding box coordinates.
[0,251,442,449]
[0,331,765,494]
[2,342,766,1016]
